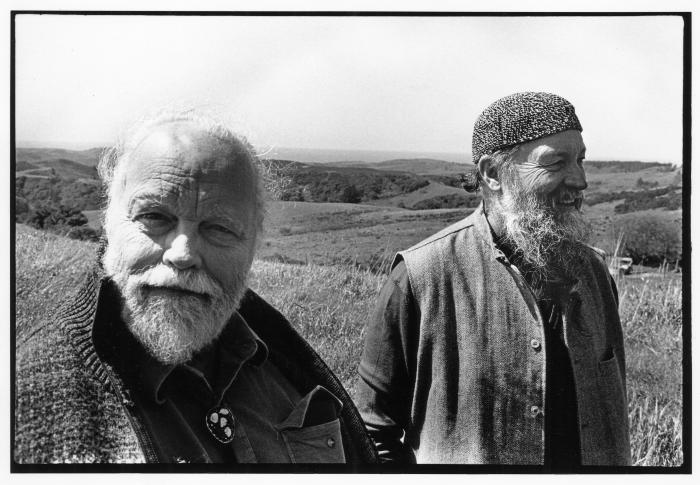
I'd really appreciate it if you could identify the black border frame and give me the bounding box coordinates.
[9,10,692,475]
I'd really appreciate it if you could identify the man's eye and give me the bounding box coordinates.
[544,160,564,171]
[135,213,171,227]
[212,224,234,234]
[208,224,240,237]
[203,223,242,244]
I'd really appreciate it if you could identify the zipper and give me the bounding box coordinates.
[104,366,160,463]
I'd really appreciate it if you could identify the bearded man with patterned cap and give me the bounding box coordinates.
[356,92,631,467]
[15,111,377,465]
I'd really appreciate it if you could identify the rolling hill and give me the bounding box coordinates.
[325,158,472,175]
[17,158,98,180]
[14,145,683,218]
[15,147,104,167]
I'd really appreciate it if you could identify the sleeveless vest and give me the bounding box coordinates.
[397,205,630,465]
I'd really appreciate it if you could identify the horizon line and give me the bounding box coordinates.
[14,141,679,165]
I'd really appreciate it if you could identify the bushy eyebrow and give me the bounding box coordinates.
[203,210,248,234]
[543,147,587,159]
[128,194,168,213]
[128,194,249,236]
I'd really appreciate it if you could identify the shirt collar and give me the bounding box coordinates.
[186,311,269,405]
[473,201,509,262]
[96,293,268,405]
[153,311,269,405]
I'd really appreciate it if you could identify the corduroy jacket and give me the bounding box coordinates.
[14,268,378,465]
[357,204,631,465]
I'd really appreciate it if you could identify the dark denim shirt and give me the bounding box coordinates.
[99,306,346,463]
[357,205,630,465]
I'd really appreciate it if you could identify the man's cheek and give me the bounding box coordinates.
[114,224,164,272]
[213,252,253,290]
[517,166,557,192]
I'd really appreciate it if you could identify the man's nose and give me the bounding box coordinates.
[565,162,588,191]
[162,222,203,270]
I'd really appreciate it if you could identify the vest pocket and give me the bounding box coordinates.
[596,351,630,464]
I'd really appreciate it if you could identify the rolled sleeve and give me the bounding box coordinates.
[356,260,418,464]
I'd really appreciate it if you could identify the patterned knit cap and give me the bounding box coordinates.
[471,92,582,163]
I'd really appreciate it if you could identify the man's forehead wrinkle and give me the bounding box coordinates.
[132,167,196,196]
[126,176,251,228]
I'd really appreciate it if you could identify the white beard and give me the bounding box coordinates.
[103,251,248,365]
[498,169,592,283]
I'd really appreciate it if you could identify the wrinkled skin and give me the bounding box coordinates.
[106,122,258,288]
[482,129,592,282]
[509,129,588,209]
[102,121,259,363]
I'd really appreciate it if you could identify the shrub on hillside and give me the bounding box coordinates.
[262,159,430,202]
[24,203,88,229]
[425,175,463,188]
[67,225,101,242]
[618,213,682,266]
[585,185,681,211]
[340,184,363,203]
[16,175,104,211]
[584,161,674,172]
[279,186,306,202]
[15,197,30,220]
[614,190,681,213]
[636,177,659,189]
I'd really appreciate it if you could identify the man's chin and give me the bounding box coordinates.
[123,294,231,365]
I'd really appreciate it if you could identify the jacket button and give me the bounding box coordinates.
[530,405,542,418]
[326,437,336,448]
[530,339,541,351]
[122,390,135,408]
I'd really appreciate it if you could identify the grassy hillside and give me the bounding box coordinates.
[14,224,684,465]
[363,181,469,209]
[257,199,681,272]
[15,147,104,166]
[260,201,468,270]
[24,159,99,180]
[15,225,98,344]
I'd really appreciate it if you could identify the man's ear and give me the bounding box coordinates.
[477,154,501,192]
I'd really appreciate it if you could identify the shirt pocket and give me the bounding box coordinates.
[275,385,346,464]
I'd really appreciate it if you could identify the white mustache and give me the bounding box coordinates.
[130,265,223,299]
[549,190,584,209]
[556,190,583,202]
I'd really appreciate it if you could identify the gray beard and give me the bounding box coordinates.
[103,251,247,365]
[498,178,592,285]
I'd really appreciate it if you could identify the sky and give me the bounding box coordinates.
[15,14,684,162]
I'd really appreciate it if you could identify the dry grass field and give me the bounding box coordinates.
[15,222,684,466]
[257,200,681,274]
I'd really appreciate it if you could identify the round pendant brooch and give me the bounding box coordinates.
[206,405,235,444]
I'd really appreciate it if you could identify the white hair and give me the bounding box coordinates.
[97,109,266,231]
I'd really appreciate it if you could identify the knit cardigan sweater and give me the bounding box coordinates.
[14,268,378,465]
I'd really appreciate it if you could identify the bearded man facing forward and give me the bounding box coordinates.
[15,112,376,465]
[356,92,631,466]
